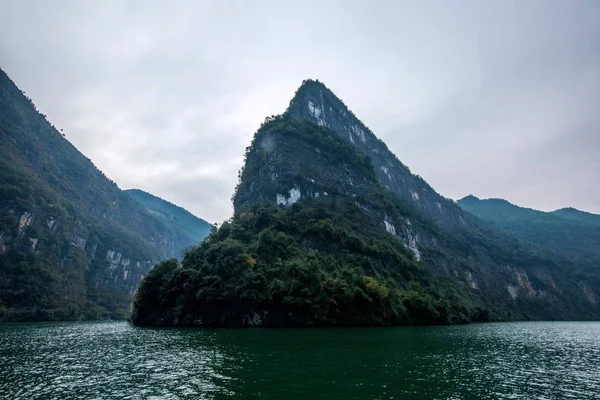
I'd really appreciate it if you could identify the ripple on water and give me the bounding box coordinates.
[0,321,599,399]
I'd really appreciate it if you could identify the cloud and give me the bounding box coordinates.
[1,0,599,220]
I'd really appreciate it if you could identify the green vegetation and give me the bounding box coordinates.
[0,68,206,321]
[126,189,212,251]
[458,195,600,273]
[552,207,600,227]
[133,106,600,326]
[4,67,598,325]
[132,203,496,326]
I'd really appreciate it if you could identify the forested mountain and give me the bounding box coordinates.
[125,189,212,252]
[131,80,600,327]
[552,207,600,227]
[0,68,207,321]
[458,195,600,275]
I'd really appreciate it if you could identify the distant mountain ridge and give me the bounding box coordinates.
[458,195,570,223]
[0,68,209,321]
[458,195,600,277]
[552,207,600,227]
[457,194,600,229]
[125,189,212,253]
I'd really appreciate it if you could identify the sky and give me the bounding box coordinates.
[0,0,598,222]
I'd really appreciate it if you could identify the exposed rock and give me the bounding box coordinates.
[245,310,269,326]
[582,285,597,305]
[507,284,518,300]
[19,212,34,232]
[383,217,396,236]
[516,270,536,298]
[465,271,478,290]
[276,187,302,206]
[28,237,38,252]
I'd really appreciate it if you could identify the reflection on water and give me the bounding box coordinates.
[1,321,599,399]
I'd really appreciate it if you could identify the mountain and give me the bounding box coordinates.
[132,116,496,326]
[552,207,600,227]
[0,68,206,321]
[125,189,212,252]
[458,195,600,274]
[131,79,600,326]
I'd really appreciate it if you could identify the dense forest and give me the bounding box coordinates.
[132,203,496,326]
[458,195,600,277]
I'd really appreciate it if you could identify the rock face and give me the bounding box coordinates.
[0,68,207,321]
[233,79,600,320]
[285,80,465,229]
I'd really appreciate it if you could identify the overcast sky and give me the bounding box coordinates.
[1,0,598,222]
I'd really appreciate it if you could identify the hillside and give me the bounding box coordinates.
[552,207,600,227]
[132,80,600,326]
[132,117,497,326]
[0,68,206,321]
[458,195,600,273]
[125,189,212,253]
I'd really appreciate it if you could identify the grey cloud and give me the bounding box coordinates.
[1,0,598,221]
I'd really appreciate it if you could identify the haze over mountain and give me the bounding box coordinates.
[125,189,212,251]
[1,1,598,222]
[132,80,600,327]
[0,69,210,321]
[458,195,600,274]
[552,207,600,228]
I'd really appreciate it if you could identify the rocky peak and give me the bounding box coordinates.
[286,79,373,144]
[286,80,465,228]
[134,79,600,325]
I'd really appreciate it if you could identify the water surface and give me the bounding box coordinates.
[1,321,599,399]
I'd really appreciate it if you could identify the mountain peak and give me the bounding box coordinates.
[552,207,600,227]
[292,78,330,96]
[286,79,363,133]
[283,79,467,228]
[458,194,480,203]
[554,206,579,213]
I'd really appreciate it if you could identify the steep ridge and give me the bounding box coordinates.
[0,68,204,321]
[285,80,465,229]
[133,116,498,326]
[132,80,600,326]
[125,189,212,252]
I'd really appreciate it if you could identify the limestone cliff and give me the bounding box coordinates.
[232,80,600,320]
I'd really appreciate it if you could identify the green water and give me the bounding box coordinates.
[1,322,599,399]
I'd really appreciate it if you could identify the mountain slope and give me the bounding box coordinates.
[284,80,464,229]
[458,195,600,273]
[234,80,600,318]
[132,80,600,326]
[552,207,600,227]
[0,68,203,321]
[132,116,498,326]
[125,189,212,251]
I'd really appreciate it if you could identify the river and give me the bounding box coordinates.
[1,321,599,399]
